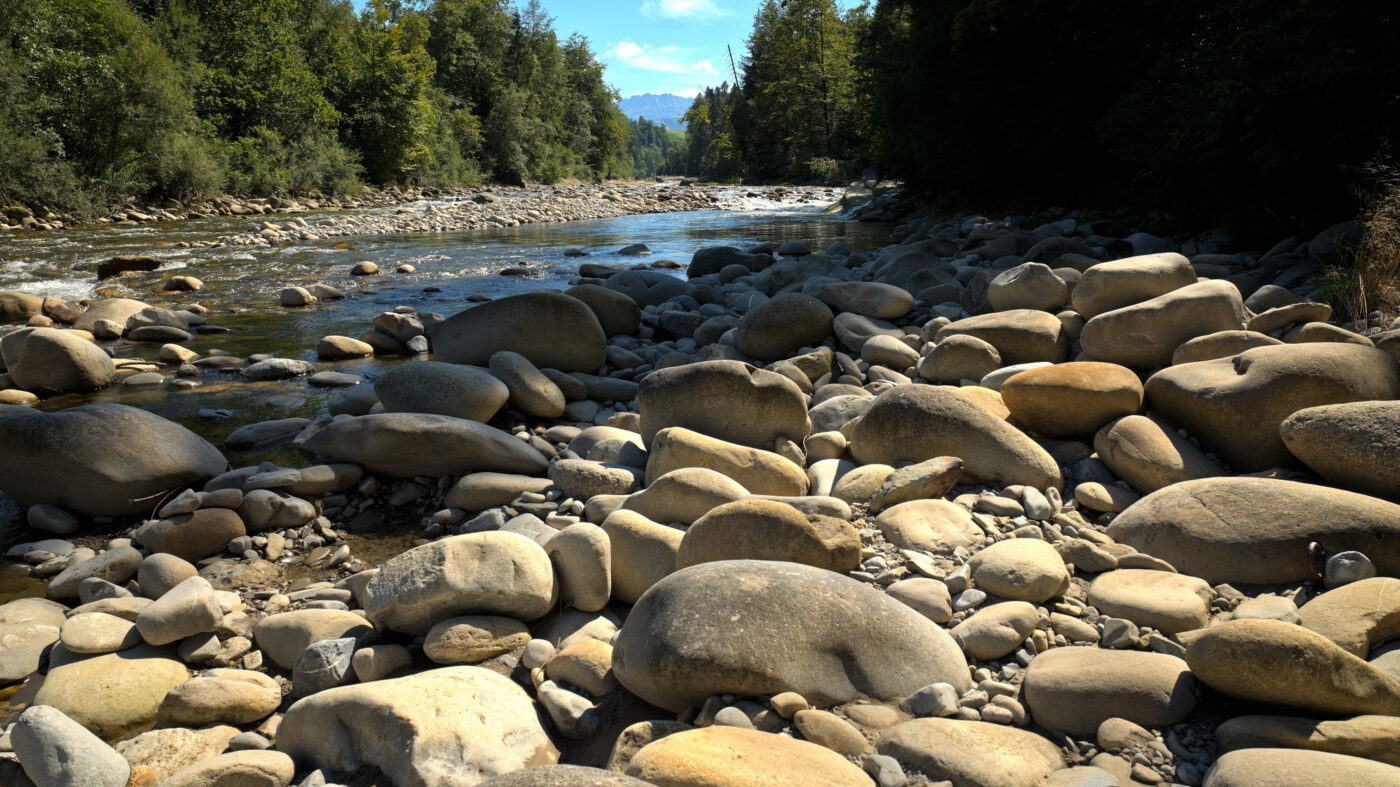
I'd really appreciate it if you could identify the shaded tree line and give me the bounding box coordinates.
[675,0,1400,227]
[0,0,631,215]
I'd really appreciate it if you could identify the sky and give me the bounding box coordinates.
[537,0,864,98]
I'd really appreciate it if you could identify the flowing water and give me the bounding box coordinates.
[0,186,893,546]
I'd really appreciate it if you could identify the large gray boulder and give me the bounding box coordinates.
[687,245,769,278]
[0,404,226,516]
[433,292,606,372]
[301,413,547,478]
[374,362,509,423]
[12,705,130,787]
[637,360,809,448]
[735,293,834,360]
[364,532,556,634]
[613,560,971,712]
[277,667,558,787]
[1107,477,1400,584]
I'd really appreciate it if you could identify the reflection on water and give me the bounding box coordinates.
[0,190,892,547]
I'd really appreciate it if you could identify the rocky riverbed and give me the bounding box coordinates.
[0,195,1399,787]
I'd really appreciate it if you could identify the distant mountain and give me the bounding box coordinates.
[618,93,692,129]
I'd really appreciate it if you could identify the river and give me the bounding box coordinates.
[0,185,893,546]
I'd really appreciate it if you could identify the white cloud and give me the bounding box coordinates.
[604,40,718,76]
[640,0,727,21]
[658,85,703,98]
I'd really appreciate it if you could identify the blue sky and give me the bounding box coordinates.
[538,0,864,98]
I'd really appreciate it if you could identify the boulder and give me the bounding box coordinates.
[873,499,982,555]
[918,334,1002,384]
[1182,619,1400,716]
[135,576,221,645]
[433,292,606,372]
[952,601,1038,660]
[8,328,115,393]
[0,291,43,323]
[252,609,374,670]
[1144,343,1400,470]
[1203,749,1400,787]
[1171,330,1283,365]
[1071,253,1196,319]
[488,352,566,418]
[545,523,611,613]
[31,645,190,738]
[1107,477,1400,584]
[0,403,226,516]
[364,532,555,634]
[1023,648,1197,735]
[848,386,1063,490]
[735,293,834,360]
[158,751,295,787]
[620,467,748,526]
[134,508,247,562]
[1281,401,1400,497]
[933,310,1069,365]
[316,335,375,360]
[113,727,239,783]
[71,298,149,334]
[1080,280,1247,368]
[676,499,860,572]
[637,360,809,448]
[613,560,971,712]
[987,262,1069,312]
[276,667,558,787]
[999,362,1143,438]
[817,281,914,320]
[12,705,130,787]
[626,727,872,787]
[646,427,808,496]
[157,669,281,726]
[876,718,1065,787]
[1297,578,1400,658]
[1215,715,1400,767]
[480,766,651,786]
[968,538,1070,602]
[375,362,510,423]
[1093,415,1225,494]
[601,510,685,604]
[1087,569,1212,634]
[563,284,641,336]
[301,413,547,478]
[0,600,63,681]
[603,269,686,307]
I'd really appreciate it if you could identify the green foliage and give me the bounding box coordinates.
[0,0,636,213]
[628,117,677,178]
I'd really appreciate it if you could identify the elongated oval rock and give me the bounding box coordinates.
[848,386,1063,490]
[1080,280,1247,369]
[1144,343,1400,471]
[1183,619,1400,716]
[301,413,547,478]
[0,403,227,516]
[626,726,872,786]
[613,560,971,712]
[1204,748,1400,787]
[364,532,555,635]
[1023,648,1197,735]
[1107,477,1400,584]
[432,291,606,372]
[637,360,809,448]
[1071,252,1196,319]
[374,362,510,423]
[934,310,1068,365]
[1280,401,1400,498]
[876,718,1065,787]
[645,427,808,496]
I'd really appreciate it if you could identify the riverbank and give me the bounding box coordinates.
[1,202,1399,786]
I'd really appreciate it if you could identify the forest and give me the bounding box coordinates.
[1,0,1397,228]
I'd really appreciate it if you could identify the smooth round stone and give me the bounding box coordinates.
[60,612,141,654]
[11,705,130,787]
[626,726,871,786]
[253,609,374,670]
[886,578,953,624]
[157,750,295,787]
[999,362,1143,438]
[968,538,1070,603]
[1325,551,1378,588]
[545,523,611,613]
[1203,748,1400,787]
[135,576,222,646]
[423,616,531,664]
[1023,647,1197,735]
[1280,401,1400,498]
[374,361,509,423]
[316,335,374,360]
[877,718,1065,787]
[1087,569,1212,634]
[676,498,860,573]
[918,334,1002,385]
[951,601,1038,660]
[32,645,191,738]
[158,669,282,726]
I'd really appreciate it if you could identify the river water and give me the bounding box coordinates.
[0,186,892,545]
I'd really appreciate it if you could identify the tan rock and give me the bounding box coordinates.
[934,310,1069,365]
[1298,578,1400,658]
[1144,343,1400,471]
[646,426,808,496]
[1203,748,1400,787]
[423,616,531,664]
[1215,715,1400,767]
[1024,648,1197,735]
[1171,330,1282,364]
[637,360,809,448]
[1087,569,1212,634]
[676,498,860,572]
[968,538,1069,602]
[1093,415,1225,493]
[1072,253,1196,319]
[620,467,748,526]
[601,510,684,604]
[1081,280,1247,369]
[874,499,982,555]
[1281,401,1400,497]
[877,718,1065,787]
[1000,362,1143,437]
[33,645,190,738]
[626,726,871,786]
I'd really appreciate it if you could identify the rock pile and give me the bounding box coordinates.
[2,206,1400,786]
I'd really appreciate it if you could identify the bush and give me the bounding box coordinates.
[146,127,229,199]
[1321,162,1400,325]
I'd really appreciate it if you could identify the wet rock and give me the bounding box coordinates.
[434,291,607,372]
[301,412,548,478]
[375,361,510,422]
